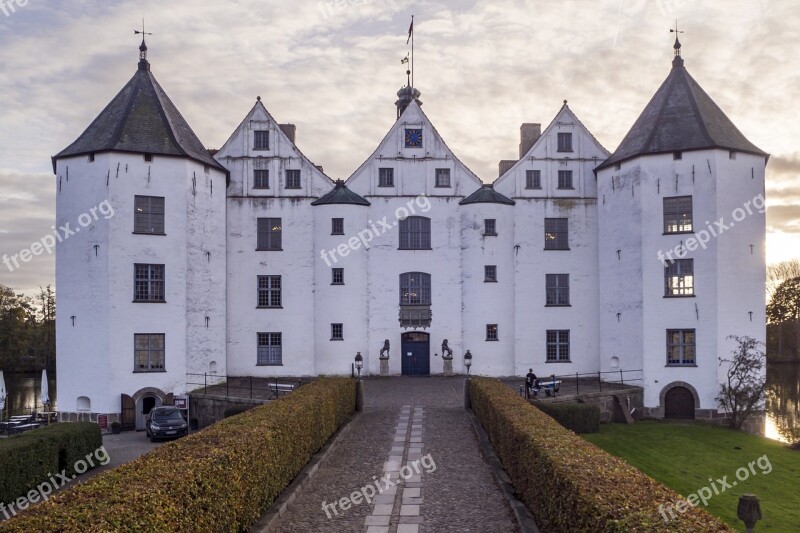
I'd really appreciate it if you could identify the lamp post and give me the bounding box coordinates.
[354,352,364,379]
[464,350,473,376]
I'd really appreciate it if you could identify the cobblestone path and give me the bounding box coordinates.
[270,377,518,533]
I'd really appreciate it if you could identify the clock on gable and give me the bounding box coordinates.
[404,128,423,148]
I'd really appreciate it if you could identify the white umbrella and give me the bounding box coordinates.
[0,370,6,411]
[40,369,49,407]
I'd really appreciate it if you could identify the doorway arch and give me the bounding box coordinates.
[661,382,699,419]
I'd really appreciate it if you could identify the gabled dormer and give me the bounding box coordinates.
[215,97,334,198]
[493,102,609,199]
[346,91,482,198]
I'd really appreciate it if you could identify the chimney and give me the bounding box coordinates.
[279,124,296,144]
[499,160,516,177]
[519,123,542,158]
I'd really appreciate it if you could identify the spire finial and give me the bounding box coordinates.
[134,18,153,70]
[670,20,684,67]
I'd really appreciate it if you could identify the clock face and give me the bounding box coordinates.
[404,128,423,148]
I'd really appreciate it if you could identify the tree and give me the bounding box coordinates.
[717,336,768,430]
[0,284,55,371]
[767,259,800,300]
[767,276,800,359]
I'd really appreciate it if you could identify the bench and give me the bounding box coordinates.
[268,383,296,400]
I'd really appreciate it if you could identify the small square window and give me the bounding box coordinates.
[332,268,344,285]
[557,170,573,189]
[253,169,270,189]
[144,153,153,162]
[673,151,683,160]
[435,168,451,188]
[88,153,95,163]
[557,132,572,152]
[379,168,394,187]
[285,170,301,189]
[729,151,737,160]
[526,170,541,189]
[484,265,497,282]
[484,219,497,236]
[331,323,343,340]
[331,218,344,235]
[404,128,423,148]
[486,324,498,341]
[254,131,269,150]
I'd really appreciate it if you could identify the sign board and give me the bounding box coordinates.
[98,414,107,429]
[174,396,188,410]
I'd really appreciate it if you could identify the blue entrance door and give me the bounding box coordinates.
[401,332,430,376]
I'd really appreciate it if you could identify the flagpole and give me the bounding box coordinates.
[411,15,414,88]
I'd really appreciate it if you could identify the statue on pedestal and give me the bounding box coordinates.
[441,339,453,360]
[379,339,390,359]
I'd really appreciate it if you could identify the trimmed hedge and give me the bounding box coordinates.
[534,401,600,433]
[0,422,102,505]
[470,378,731,532]
[0,377,356,532]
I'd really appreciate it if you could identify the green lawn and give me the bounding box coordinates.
[584,421,800,532]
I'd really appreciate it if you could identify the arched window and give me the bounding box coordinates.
[399,216,431,250]
[76,396,91,412]
[400,272,431,305]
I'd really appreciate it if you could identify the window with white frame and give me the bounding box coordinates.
[134,264,165,302]
[331,323,343,340]
[257,218,282,250]
[486,324,498,341]
[665,259,694,296]
[435,168,451,188]
[546,330,570,361]
[666,329,695,365]
[526,170,541,189]
[557,170,573,189]
[253,169,269,189]
[134,333,165,371]
[257,275,282,308]
[545,274,570,306]
[332,268,344,285]
[254,131,269,150]
[544,218,568,250]
[400,272,431,305]
[257,332,282,365]
[663,196,693,233]
[379,168,394,187]
[485,265,497,282]
[484,219,497,236]
[557,132,573,152]
[285,169,301,189]
[134,195,165,234]
[399,216,431,249]
[331,217,344,235]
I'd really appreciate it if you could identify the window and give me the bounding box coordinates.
[399,216,431,249]
[544,218,568,250]
[667,329,696,365]
[557,170,573,189]
[484,219,497,236]
[331,218,344,235]
[664,196,693,233]
[254,130,269,150]
[673,151,683,160]
[546,330,570,362]
[546,274,570,306]
[134,264,165,302]
[557,132,573,152]
[435,168,451,188]
[285,169,301,189]
[134,333,165,372]
[665,259,694,296]
[253,169,269,189]
[134,195,165,234]
[257,332,282,365]
[526,170,541,189]
[404,128,423,148]
[485,265,497,282]
[331,323,343,340]
[88,153,95,163]
[729,151,737,160]
[144,153,153,162]
[257,218,282,250]
[257,275,282,308]
[486,324,499,341]
[400,272,431,305]
[379,168,394,187]
[332,268,344,285]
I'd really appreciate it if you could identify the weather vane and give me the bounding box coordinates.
[134,18,152,63]
[670,20,683,56]
[134,18,152,38]
[401,53,410,87]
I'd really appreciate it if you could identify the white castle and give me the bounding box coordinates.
[54,37,767,428]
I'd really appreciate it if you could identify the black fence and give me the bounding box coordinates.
[512,369,644,398]
[185,373,307,401]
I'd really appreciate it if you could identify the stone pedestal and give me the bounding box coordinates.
[380,358,390,375]
[442,358,454,376]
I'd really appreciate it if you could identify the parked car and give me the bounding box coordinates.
[145,406,188,442]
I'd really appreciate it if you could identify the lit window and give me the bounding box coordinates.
[667,329,695,365]
[400,272,431,305]
[664,196,693,233]
[665,259,694,296]
[257,218,282,250]
[544,218,568,250]
[486,324,499,341]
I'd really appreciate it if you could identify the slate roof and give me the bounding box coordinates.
[311,180,370,206]
[597,57,768,171]
[459,184,515,206]
[52,56,226,174]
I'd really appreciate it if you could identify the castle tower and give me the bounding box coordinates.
[53,41,229,427]
[595,38,768,419]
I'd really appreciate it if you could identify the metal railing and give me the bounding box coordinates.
[185,373,305,400]
[518,369,644,397]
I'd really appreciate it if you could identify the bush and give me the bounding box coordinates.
[0,422,102,504]
[469,378,731,532]
[534,401,600,433]
[0,378,356,532]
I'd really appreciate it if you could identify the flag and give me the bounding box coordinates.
[406,19,413,44]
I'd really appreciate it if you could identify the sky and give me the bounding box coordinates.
[0,0,798,295]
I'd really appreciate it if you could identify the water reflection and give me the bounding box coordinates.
[1,372,58,416]
[766,362,800,444]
